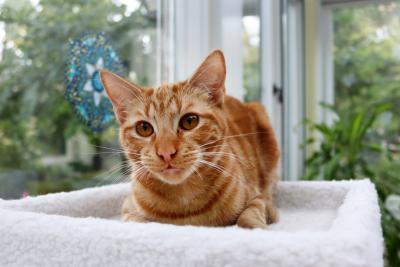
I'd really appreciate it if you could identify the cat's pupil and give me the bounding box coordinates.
[179,113,199,130]
[136,121,153,137]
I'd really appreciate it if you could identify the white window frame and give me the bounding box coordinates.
[303,0,389,177]
[0,22,4,62]
[283,0,306,181]
[317,0,393,126]
[209,0,244,100]
[174,0,289,179]
[260,0,282,139]
[174,0,210,82]
[316,2,335,126]
[172,0,319,181]
[174,0,244,100]
[156,0,176,83]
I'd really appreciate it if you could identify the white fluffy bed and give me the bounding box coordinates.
[0,179,383,267]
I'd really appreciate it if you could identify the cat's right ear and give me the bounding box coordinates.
[188,50,226,107]
[100,70,144,124]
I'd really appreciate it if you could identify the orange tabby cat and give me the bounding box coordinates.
[100,50,280,229]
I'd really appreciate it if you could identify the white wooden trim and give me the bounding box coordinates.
[174,0,209,81]
[209,0,244,100]
[319,6,335,125]
[312,2,335,127]
[156,0,175,83]
[156,0,162,84]
[260,0,276,119]
[0,22,4,62]
[174,0,245,100]
[260,0,283,139]
[284,0,305,181]
[260,0,284,176]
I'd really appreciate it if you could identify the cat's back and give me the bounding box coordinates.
[223,95,279,190]
[223,95,273,139]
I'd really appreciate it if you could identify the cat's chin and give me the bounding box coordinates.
[153,168,192,185]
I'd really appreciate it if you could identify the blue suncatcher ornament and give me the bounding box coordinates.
[65,32,125,132]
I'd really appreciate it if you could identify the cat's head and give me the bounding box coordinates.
[100,50,227,184]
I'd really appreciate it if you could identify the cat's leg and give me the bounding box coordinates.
[236,195,267,229]
[264,182,279,224]
[121,194,148,223]
[265,198,279,224]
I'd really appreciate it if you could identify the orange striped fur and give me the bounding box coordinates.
[100,50,280,228]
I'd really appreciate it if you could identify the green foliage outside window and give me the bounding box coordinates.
[304,4,400,266]
[0,0,155,197]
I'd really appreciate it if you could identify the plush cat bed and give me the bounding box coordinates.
[0,179,383,267]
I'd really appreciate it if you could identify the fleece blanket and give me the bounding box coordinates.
[0,179,383,267]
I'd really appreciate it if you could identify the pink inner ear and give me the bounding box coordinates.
[189,50,226,105]
[100,69,144,124]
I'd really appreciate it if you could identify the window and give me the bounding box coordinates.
[242,0,261,102]
[333,3,400,138]
[0,0,172,199]
[325,1,400,159]
[0,0,287,199]
[303,2,400,264]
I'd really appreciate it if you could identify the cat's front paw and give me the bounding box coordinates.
[237,216,267,229]
[236,206,267,229]
[265,201,279,224]
[122,212,149,223]
[121,195,149,223]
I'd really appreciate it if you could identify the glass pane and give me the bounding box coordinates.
[333,3,400,147]
[0,0,166,199]
[332,4,400,265]
[242,0,261,102]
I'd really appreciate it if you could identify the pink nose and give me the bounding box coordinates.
[157,147,177,163]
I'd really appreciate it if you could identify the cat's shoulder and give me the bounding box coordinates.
[224,96,273,130]
[224,96,269,117]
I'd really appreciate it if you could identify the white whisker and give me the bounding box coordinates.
[199,131,269,148]
[198,159,241,183]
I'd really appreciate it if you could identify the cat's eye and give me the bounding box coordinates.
[179,114,199,130]
[136,121,154,137]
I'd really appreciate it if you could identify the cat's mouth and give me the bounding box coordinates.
[148,161,194,184]
[161,165,183,174]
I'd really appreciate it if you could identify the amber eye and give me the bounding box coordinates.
[179,114,199,130]
[136,121,154,137]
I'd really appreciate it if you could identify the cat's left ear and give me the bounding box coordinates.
[189,50,226,106]
[100,69,144,124]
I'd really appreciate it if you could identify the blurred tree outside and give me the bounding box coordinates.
[0,0,157,198]
[242,2,262,103]
[305,3,400,266]
[334,3,400,145]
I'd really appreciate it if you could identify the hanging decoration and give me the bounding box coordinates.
[65,32,125,132]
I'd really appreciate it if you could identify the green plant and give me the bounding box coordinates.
[303,103,400,266]
[26,165,100,196]
[304,103,391,180]
[0,0,155,169]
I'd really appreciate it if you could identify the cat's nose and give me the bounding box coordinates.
[156,146,177,163]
